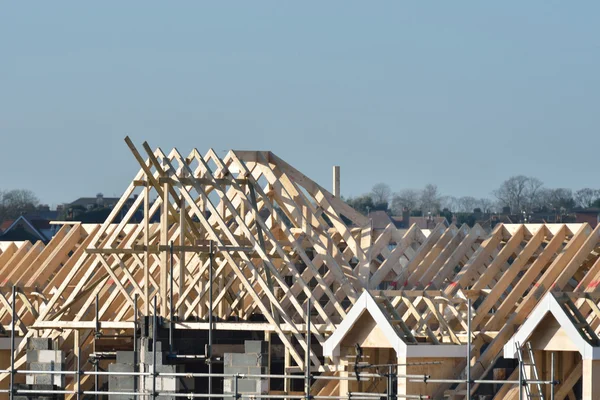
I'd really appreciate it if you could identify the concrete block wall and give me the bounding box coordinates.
[19,338,65,400]
[25,350,65,387]
[111,337,194,400]
[223,340,268,395]
[142,364,179,392]
[108,359,135,400]
[110,347,193,400]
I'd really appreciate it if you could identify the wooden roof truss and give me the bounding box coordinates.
[1,139,600,399]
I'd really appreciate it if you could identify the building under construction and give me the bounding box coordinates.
[1,137,600,400]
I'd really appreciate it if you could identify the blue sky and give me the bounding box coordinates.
[1,2,599,207]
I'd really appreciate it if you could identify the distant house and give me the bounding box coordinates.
[368,210,400,233]
[478,214,514,231]
[407,215,447,230]
[574,208,600,228]
[0,216,57,243]
[69,193,121,210]
[367,209,447,233]
[64,193,141,223]
[391,208,446,230]
[33,205,60,221]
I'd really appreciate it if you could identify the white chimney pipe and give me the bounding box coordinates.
[333,166,340,197]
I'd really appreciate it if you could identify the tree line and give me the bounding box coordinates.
[2,176,600,225]
[346,176,600,217]
[0,189,40,221]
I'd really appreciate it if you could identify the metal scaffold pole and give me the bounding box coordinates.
[518,355,523,400]
[550,352,555,400]
[387,365,394,400]
[208,239,214,397]
[76,329,81,400]
[153,296,158,399]
[134,293,139,395]
[467,297,471,400]
[9,286,15,400]
[234,373,239,400]
[305,298,311,400]
[169,240,175,355]
[95,293,99,400]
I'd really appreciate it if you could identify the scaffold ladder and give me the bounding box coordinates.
[516,342,544,400]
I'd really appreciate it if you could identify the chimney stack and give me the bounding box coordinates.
[402,207,410,228]
[333,166,340,197]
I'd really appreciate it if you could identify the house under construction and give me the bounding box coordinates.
[1,137,600,400]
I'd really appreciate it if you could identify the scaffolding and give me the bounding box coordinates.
[1,285,559,400]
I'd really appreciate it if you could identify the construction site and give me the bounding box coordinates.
[1,137,600,400]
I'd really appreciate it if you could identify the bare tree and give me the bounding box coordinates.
[493,175,543,213]
[0,189,39,220]
[371,183,392,206]
[391,189,421,214]
[477,198,495,213]
[525,177,544,210]
[575,188,599,208]
[493,176,527,212]
[457,196,478,213]
[540,188,576,211]
[440,195,458,212]
[420,184,441,214]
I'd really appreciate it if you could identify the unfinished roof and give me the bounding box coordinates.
[1,137,600,398]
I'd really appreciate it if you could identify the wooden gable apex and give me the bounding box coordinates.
[504,292,600,360]
[323,291,467,359]
[323,290,404,358]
